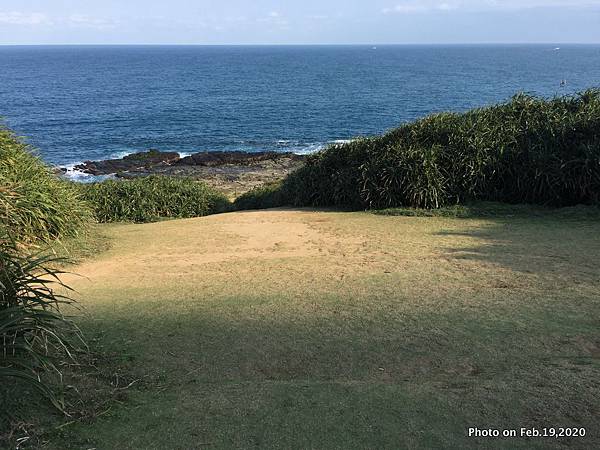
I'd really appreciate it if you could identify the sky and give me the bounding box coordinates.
[0,1,599,45]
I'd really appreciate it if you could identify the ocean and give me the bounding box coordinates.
[1,44,599,175]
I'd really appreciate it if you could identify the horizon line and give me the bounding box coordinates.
[1,42,599,47]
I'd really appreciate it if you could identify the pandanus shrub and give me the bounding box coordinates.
[79,175,230,223]
[279,90,600,209]
[1,125,89,417]
[0,127,92,247]
[0,234,81,411]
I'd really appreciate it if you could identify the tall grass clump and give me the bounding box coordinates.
[1,126,88,417]
[80,176,230,223]
[0,233,82,412]
[0,127,92,246]
[281,90,600,209]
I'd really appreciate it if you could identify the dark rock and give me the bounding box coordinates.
[66,149,307,178]
[176,151,304,167]
[73,150,181,175]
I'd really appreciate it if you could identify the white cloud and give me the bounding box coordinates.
[258,11,289,28]
[67,14,117,30]
[484,0,600,9]
[0,11,51,25]
[382,0,600,14]
[0,11,119,29]
[385,0,461,13]
[382,1,460,14]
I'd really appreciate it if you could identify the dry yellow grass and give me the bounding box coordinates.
[46,209,600,449]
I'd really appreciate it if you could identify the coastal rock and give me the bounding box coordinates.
[70,149,307,176]
[65,149,307,196]
[74,150,181,175]
[176,151,304,167]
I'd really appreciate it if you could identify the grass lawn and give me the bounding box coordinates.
[19,208,600,449]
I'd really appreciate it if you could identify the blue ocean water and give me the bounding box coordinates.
[1,45,599,172]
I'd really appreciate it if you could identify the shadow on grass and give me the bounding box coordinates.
[7,288,600,450]
[34,308,600,450]
[433,210,600,279]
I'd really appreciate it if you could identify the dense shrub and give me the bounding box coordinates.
[280,90,600,209]
[0,126,88,417]
[80,176,230,223]
[0,127,92,246]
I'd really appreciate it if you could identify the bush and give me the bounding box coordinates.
[280,90,600,209]
[0,127,92,246]
[0,233,81,411]
[80,176,230,223]
[0,127,87,418]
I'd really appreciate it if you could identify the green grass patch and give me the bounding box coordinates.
[46,224,113,266]
[374,202,600,219]
[374,204,472,217]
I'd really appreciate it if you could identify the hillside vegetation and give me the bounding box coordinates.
[1,127,91,425]
[0,127,91,246]
[240,90,600,210]
[79,176,230,223]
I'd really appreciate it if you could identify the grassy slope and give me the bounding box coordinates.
[42,209,600,449]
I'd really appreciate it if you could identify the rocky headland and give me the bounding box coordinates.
[64,150,306,197]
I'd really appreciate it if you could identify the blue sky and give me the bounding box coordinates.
[1,1,599,44]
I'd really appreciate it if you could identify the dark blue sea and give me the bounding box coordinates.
[1,45,599,178]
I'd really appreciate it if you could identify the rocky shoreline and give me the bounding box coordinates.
[62,150,306,197]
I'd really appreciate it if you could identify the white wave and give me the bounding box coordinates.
[292,144,325,155]
[110,149,191,159]
[109,150,135,160]
[60,163,114,183]
[282,139,354,155]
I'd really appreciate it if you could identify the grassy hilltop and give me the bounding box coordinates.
[35,208,600,449]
